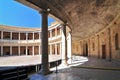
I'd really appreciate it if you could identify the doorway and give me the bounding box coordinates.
[102,45,106,59]
[83,43,88,56]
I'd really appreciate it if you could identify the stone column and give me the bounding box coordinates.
[33,32,34,41]
[67,31,72,64]
[61,24,68,65]
[10,32,12,40]
[32,46,34,56]
[55,43,57,55]
[10,46,12,56]
[19,32,20,40]
[18,46,20,56]
[26,33,28,41]
[39,9,50,75]
[50,44,52,55]
[1,46,3,56]
[108,28,112,61]
[1,31,3,39]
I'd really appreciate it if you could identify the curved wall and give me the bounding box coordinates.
[0,22,62,56]
[72,14,120,61]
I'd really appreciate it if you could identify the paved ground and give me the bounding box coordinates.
[0,55,61,67]
[30,56,120,80]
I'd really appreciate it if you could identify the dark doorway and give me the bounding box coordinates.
[102,45,106,59]
[83,43,88,56]
[85,44,88,56]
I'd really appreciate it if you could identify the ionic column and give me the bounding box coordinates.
[19,32,20,40]
[39,8,50,75]
[50,44,52,55]
[10,46,12,56]
[10,32,12,40]
[50,30,52,38]
[18,46,20,56]
[1,46,3,56]
[1,31,3,39]
[32,46,34,56]
[67,31,72,64]
[61,24,68,65]
[33,32,34,41]
[55,44,57,55]
[26,46,28,55]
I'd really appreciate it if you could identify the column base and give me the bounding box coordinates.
[60,59,68,66]
[38,69,52,75]
[67,58,72,64]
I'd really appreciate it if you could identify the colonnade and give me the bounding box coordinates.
[0,8,72,75]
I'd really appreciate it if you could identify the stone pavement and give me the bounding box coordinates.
[30,56,120,80]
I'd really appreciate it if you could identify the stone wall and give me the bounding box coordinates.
[72,15,120,60]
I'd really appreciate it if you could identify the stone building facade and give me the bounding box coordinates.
[0,22,64,56]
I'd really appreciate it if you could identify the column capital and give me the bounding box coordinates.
[39,8,50,14]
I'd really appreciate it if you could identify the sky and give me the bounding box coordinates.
[0,0,55,28]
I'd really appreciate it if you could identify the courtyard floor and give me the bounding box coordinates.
[30,56,120,80]
[0,55,61,67]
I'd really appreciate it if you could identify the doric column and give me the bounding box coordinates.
[10,46,12,56]
[67,31,72,64]
[26,46,28,55]
[18,46,20,56]
[55,43,57,55]
[33,32,34,41]
[10,32,12,40]
[1,46,3,56]
[32,46,34,56]
[108,28,112,61]
[61,24,68,65]
[39,8,50,75]
[50,44,52,55]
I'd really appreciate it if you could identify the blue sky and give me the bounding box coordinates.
[0,0,55,28]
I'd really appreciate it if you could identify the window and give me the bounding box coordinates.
[115,33,119,50]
